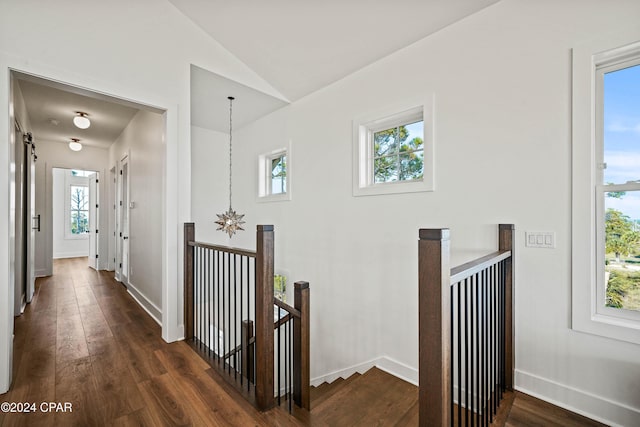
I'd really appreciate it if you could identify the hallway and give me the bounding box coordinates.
[1,258,299,426]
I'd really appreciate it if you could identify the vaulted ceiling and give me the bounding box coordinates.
[170,0,501,102]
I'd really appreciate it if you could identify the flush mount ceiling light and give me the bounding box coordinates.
[73,112,91,129]
[68,138,83,152]
[215,96,245,237]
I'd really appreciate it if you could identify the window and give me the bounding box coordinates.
[373,120,424,184]
[596,59,640,320]
[258,147,290,201]
[69,185,89,235]
[572,35,640,344]
[353,98,434,196]
[64,170,93,239]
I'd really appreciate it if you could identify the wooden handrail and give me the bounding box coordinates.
[450,250,511,284]
[188,240,257,258]
[274,298,301,319]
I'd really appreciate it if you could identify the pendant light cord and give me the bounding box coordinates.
[228,96,234,211]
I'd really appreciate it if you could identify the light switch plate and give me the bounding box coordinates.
[525,231,556,248]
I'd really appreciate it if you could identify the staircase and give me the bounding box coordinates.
[286,367,418,426]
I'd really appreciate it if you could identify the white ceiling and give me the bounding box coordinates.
[171,0,501,102]
[191,65,288,133]
[15,73,141,150]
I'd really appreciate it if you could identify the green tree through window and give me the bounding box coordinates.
[373,121,424,183]
[70,185,89,234]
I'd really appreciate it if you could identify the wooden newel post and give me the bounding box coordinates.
[418,228,451,427]
[184,223,195,340]
[255,225,275,410]
[499,224,515,391]
[293,281,310,410]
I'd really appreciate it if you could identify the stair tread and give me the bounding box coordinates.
[311,373,361,409]
[311,367,417,426]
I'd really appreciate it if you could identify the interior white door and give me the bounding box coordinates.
[88,173,98,270]
[120,158,130,284]
[25,134,36,303]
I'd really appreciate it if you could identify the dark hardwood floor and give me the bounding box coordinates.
[1,257,608,426]
[1,258,300,427]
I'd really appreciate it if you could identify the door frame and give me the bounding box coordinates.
[115,152,130,285]
[2,62,179,396]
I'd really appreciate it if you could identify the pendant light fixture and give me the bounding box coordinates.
[73,112,91,129]
[215,96,245,237]
[68,138,83,151]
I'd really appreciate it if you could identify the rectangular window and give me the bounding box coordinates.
[258,146,291,202]
[353,98,434,196]
[69,185,89,235]
[270,154,287,195]
[572,34,640,344]
[597,61,640,320]
[373,120,424,184]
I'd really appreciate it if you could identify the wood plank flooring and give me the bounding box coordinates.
[2,257,608,426]
[1,258,301,427]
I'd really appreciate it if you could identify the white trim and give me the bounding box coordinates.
[53,252,91,259]
[310,357,377,386]
[310,356,418,387]
[375,356,418,386]
[515,369,639,427]
[257,143,291,202]
[571,30,640,345]
[1,53,183,395]
[126,281,162,326]
[352,96,435,197]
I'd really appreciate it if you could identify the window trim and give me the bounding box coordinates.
[572,32,640,344]
[352,97,434,197]
[257,145,291,202]
[64,173,90,240]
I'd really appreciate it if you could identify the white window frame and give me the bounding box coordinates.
[352,96,434,197]
[258,145,291,202]
[572,32,640,345]
[64,172,90,240]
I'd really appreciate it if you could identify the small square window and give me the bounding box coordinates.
[258,147,291,202]
[353,98,434,196]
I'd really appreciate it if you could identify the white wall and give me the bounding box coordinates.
[109,109,164,321]
[51,168,90,259]
[0,0,285,392]
[191,0,640,425]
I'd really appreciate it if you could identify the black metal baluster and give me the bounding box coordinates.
[475,272,480,427]
[465,278,469,427]
[451,284,454,427]
[458,281,462,427]
[277,319,281,406]
[233,253,237,379]
[483,268,488,427]
[470,276,474,427]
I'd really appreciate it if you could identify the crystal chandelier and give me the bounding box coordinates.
[215,96,245,237]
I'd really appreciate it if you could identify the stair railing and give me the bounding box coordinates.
[183,223,309,412]
[418,224,514,426]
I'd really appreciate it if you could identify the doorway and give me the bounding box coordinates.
[51,168,99,268]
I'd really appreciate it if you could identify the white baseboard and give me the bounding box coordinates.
[34,269,47,278]
[311,356,418,387]
[53,252,88,259]
[126,282,162,326]
[311,357,378,386]
[376,356,418,386]
[515,369,640,427]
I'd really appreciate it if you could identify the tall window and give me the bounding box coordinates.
[572,36,640,344]
[597,60,640,318]
[70,185,89,234]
